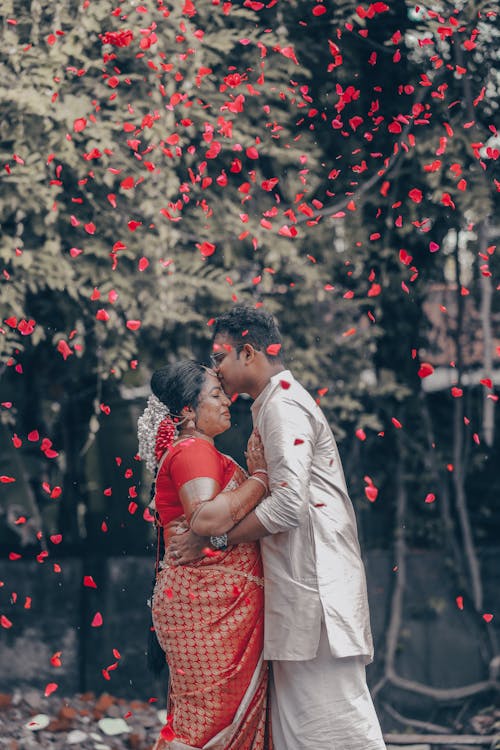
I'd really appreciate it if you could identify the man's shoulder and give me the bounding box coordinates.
[264,373,320,416]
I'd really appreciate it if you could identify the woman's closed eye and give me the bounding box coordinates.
[210,387,229,400]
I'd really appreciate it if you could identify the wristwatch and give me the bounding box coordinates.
[210,533,228,550]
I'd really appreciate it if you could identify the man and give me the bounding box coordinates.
[170,305,385,750]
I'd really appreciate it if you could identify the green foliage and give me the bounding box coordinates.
[0,0,499,557]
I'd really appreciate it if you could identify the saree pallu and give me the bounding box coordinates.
[152,540,271,750]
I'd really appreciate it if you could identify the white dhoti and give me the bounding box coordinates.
[270,622,386,750]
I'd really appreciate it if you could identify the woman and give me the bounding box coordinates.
[137,360,272,750]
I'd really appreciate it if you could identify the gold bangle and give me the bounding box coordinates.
[248,475,268,494]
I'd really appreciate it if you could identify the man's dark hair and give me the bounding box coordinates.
[213,305,284,361]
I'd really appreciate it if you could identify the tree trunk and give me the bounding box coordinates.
[478,220,495,447]
[451,243,482,612]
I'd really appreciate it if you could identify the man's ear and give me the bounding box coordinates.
[241,342,258,363]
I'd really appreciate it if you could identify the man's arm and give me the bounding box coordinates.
[226,509,270,544]
[223,398,315,543]
[166,504,270,565]
[253,396,315,534]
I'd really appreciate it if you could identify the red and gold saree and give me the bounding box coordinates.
[152,438,271,750]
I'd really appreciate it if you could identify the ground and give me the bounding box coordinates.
[0,691,164,750]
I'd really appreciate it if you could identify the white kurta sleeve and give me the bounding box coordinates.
[254,396,315,534]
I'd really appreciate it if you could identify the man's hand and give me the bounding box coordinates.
[167,528,208,566]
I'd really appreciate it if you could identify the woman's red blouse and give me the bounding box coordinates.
[155,437,237,526]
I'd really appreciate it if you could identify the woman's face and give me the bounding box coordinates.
[193,371,232,438]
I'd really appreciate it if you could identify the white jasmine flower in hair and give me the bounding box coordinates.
[137,394,170,473]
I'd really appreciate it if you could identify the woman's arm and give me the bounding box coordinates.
[174,431,268,536]
[185,472,268,536]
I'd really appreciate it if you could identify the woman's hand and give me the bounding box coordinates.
[245,429,267,476]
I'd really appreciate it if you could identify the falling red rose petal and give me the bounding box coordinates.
[266,343,282,356]
[197,241,216,257]
[418,363,434,378]
[160,724,176,741]
[44,682,58,697]
[100,30,134,47]
[50,652,62,667]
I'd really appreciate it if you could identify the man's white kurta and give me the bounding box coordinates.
[253,370,374,663]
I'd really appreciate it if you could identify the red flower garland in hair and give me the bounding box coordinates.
[155,416,178,463]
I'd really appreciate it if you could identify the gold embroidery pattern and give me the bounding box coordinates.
[152,541,271,750]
